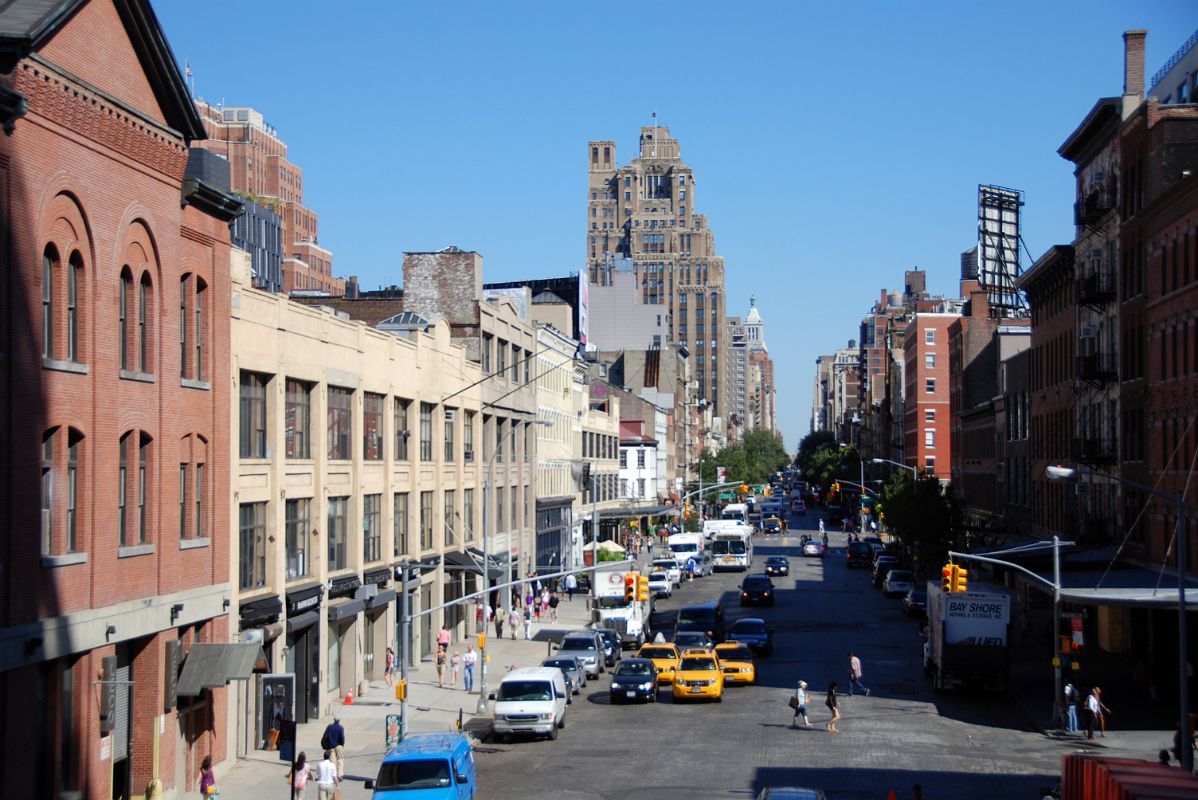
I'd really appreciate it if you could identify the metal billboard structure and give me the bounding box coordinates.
[977,184,1028,317]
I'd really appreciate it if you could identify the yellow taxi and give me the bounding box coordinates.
[713,642,756,685]
[636,643,681,685]
[671,652,724,702]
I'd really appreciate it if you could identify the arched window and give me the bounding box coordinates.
[179,434,208,541]
[138,273,152,372]
[119,268,132,371]
[67,251,82,362]
[41,426,84,557]
[194,278,206,381]
[42,246,57,360]
[117,429,154,548]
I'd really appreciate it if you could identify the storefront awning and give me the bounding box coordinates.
[367,588,396,609]
[177,643,268,697]
[328,598,365,622]
[443,550,502,580]
[1015,564,1198,610]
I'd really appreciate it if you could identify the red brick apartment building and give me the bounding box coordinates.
[903,311,957,479]
[0,1,242,797]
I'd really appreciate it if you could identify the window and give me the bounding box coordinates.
[482,334,493,374]
[495,418,505,463]
[638,478,646,497]
[495,486,504,534]
[510,486,518,531]
[178,464,187,540]
[239,372,269,458]
[925,328,935,345]
[327,496,348,571]
[393,493,409,557]
[66,434,78,554]
[285,498,311,579]
[419,403,434,461]
[925,353,935,369]
[180,275,207,381]
[444,408,456,461]
[137,274,150,371]
[394,399,411,460]
[285,379,312,459]
[238,502,266,590]
[363,393,384,461]
[925,378,936,394]
[42,247,55,360]
[327,387,352,460]
[363,494,381,563]
[41,428,84,557]
[420,491,433,549]
[119,270,131,370]
[511,343,521,382]
[925,409,935,422]
[924,456,935,471]
[443,489,456,545]
[464,411,475,461]
[118,434,128,546]
[620,478,629,497]
[620,449,628,468]
[137,435,148,545]
[496,340,507,379]
[463,489,475,541]
[925,430,935,449]
[637,450,646,468]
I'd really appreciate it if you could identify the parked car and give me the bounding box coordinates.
[727,617,774,656]
[555,630,605,677]
[764,556,790,577]
[903,589,928,618]
[608,657,659,704]
[756,788,828,800]
[593,627,622,667]
[802,540,826,558]
[882,569,915,598]
[648,571,672,598]
[872,556,899,588]
[541,656,586,698]
[739,574,776,606]
[846,540,873,567]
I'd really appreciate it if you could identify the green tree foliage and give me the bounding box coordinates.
[795,431,836,471]
[880,473,966,578]
[696,430,789,488]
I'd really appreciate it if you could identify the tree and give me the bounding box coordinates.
[881,473,966,579]
[795,431,836,472]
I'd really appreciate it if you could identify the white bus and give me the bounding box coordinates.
[710,528,753,572]
[666,532,703,567]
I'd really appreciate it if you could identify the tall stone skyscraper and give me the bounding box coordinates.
[586,126,729,418]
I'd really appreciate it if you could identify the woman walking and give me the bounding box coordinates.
[792,680,811,728]
[292,752,312,799]
[384,646,396,689]
[450,650,461,688]
[825,681,841,733]
[435,649,447,688]
[198,755,217,796]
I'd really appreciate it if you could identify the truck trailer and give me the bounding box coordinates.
[923,582,1012,693]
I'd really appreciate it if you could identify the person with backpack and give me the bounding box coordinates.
[790,680,811,728]
[291,751,312,799]
[1063,681,1080,733]
[320,717,345,779]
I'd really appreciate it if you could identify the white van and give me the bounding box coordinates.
[490,667,569,741]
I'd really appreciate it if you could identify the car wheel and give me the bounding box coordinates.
[547,723,558,740]
[715,693,723,703]
[566,695,572,705]
[558,714,565,729]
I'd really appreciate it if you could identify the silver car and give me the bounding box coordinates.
[541,656,586,697]
[555,630,605,677]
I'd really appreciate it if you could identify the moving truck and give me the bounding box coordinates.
[592,565,650,649]
[923,583,1011,693]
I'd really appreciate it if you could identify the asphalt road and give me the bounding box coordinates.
[475,511,1064,800]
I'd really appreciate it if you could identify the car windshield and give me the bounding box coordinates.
[670,542,698,553]
[615,661,652,676]
[889,571,913,581]
[649,572,668,582]
[767,558,786,564]
[639,647,675,659]
[375,759,452,791]
[743,579,770,589]
[543,659,574,670]
[679,657,716,671]
[652,560,675,570]
[560,637,596,651]
[718,645,753,660]
[733,620,766,635]
[496,681,553,702]
[677,610,717,627]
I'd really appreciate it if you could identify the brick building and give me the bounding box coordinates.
[0,1,242,797]
[903,311,959,479]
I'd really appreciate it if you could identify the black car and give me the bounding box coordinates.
[846,540,873,568]
[608,657,658,703]
[594,627,621,667]
[903,589,927,618]
[761,517,783,534]
[739,574,775,606]
[826,505,846,525]
[764,556,790,577]
[727,617,774,656]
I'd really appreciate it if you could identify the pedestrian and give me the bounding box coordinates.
[292,751,312,799]
[462,644,477,693]
[792,680,811,728]
[198,755,217,796]
[437,624,450,653]
[1084,687,1100,739]
[320,716,345,781]
[847,652,869,696]
[534,573,543,594]
[525,588,535,610]
[819,518,825,535]
[1063,681,1080,733]
[314,749,339,800]
[687,556,697,582]
[825,681,841,733]
[647,540,654,557]
[494,608,505,639]
[524,603,534,639]
[565,572,577,601]
[1095,687,1111,736]
[540,588,550,616]
[450,650,461,687]
[533,599,542,624]
[548,592,560,622]
[435,648,447,687]
[384,646,396,689]
[508,606,521,640]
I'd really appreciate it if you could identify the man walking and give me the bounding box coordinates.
[1063,681,1080,733]
[847,652,870,696]
[321,716,346,780]
[462,643,478,693]
[564,572,577,601]
[315,749,340,800]
[508,606,521,640]
[792,680,811,728]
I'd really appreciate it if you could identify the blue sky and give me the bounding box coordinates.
[155,1,1194,450]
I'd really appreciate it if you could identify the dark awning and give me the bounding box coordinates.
[448,549,502,580]
[367,588,396,609]
[286,610,319,632]
[177,643,268,697]
[328,598,365,622]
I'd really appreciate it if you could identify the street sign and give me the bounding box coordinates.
[386,713,402,748]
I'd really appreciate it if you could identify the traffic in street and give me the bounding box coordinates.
[475,506,1062,800]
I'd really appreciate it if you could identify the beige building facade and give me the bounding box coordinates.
[228,251,496,753]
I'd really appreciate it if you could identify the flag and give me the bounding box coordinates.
[185,59,193,79]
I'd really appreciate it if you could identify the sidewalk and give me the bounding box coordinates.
[214,592,597,798]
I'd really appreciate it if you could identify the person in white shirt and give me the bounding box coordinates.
[792,680,811,728]
[315,750,339,800]
[462,644,478,692]
[1084,687,1101,739]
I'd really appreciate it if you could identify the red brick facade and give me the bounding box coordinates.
[904,313,956,479]
[0,2,236,797]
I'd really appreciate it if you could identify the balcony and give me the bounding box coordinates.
[1076,352,1117,384]
[1073,435,1116,465]
[1077,270,1116,305]
[1073,189,1113,227]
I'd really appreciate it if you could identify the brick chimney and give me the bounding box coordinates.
[1122,29,1147,119]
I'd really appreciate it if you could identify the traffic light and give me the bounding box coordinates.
[832,481,841,494]
[636,575,650,602]
[624,572,636,603]
[941,564,956,592]
[952,567,969,593]
[763,486,772,496]
[739,484,750,495]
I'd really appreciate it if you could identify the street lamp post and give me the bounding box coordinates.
[1047,464,1192,771]
[477,418,549,714]
[871,457,918,478]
